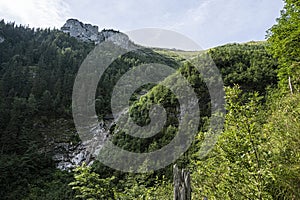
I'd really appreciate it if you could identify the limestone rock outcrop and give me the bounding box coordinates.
[61,19,130,47]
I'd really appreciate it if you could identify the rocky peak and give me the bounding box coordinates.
[61,19,130,46]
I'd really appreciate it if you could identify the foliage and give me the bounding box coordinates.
[191,86,274,199]
[191,86,300,199]
[267,0,300,92]
[70,163,173,200]
[0,10,297,199]
[0,21,179,199]
[70,163,116,200]
[263,90,300,199]
[24,171,75,200]
[209,42,278,93]
[0,144,74,200]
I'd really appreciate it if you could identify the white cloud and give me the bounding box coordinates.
[166,0,284,48]
[0,0,283,48]
[0,0,71,28]
[66,0,283,49]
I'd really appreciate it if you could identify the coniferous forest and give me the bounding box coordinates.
[0,0,299,199]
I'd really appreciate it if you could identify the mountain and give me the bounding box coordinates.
[0,19,280,199]
[61,18,130,47]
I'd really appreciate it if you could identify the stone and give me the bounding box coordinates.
[61,19,130,47]
[51,122,109,171]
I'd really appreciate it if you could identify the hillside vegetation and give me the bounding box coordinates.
[0,0,299,199]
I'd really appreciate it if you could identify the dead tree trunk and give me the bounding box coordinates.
[173,164,191,200]
[289,76,293,94]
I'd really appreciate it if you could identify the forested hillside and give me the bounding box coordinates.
[0,0,299,199]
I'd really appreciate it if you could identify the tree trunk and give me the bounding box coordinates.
[173,164,191,200]
[289,76,293,94]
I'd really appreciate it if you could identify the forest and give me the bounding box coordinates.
[0,0,299,199]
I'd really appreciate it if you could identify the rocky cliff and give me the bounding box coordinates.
[38,118,110,171]
[61,19,130,46]
[53,19,134,170]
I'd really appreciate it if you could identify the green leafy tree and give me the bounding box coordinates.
[69,163,115,200]
[115,175,172,200]
[263,91,300,199]
[191,86,273,199]
[267,0,300,92]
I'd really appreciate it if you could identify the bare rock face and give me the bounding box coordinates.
[53,19,134,171]
[50,121,109,171]
[61,19,130,46]
[61,19,101,43]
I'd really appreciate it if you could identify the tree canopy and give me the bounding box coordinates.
[267,0,300,92]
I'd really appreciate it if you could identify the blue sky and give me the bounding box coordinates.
[0,0,283,49]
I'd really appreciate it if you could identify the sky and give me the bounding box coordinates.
[0,0,284,49]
